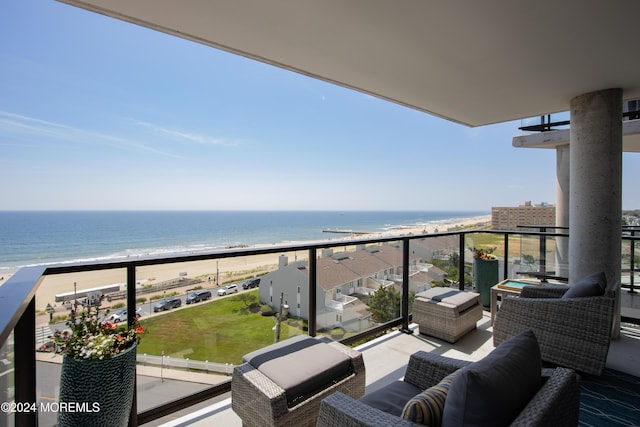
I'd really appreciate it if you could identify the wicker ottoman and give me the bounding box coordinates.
[231,335,365,427]
[413,288,483,343]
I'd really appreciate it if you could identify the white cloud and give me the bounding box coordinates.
[133,120,233,146]
[0,110,184,159]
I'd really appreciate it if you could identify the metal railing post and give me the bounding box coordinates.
[308,248,317,337]
[504,234,509,280]
[127,266,137,326]
[126,265,138,426]
[15,297,37,427]
[400,238,411,333]
[539,227,547,281]
[458,232,465,290]
[630,230,636,293]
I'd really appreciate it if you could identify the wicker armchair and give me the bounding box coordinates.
[317,351,579,427]
[493,280,618,375]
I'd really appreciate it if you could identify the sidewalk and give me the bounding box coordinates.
[36,352,229,385]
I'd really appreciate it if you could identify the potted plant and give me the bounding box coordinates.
[51,306,144,427]
[470,246,499,306]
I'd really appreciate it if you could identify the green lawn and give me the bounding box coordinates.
[137,290,302,364]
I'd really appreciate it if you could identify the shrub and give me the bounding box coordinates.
[330,327,346,339]
[111,302,126,309]
[260,305,275,316]
[50,314,69,324]
[136,297,147,304]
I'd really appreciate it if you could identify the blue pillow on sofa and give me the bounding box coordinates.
[562,271,607,298]
[441,330,541,426]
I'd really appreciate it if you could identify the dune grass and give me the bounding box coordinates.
[137,290,301,364]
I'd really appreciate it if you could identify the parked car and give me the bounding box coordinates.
[37,341,57,353]
[217,284,238,296]
[242,278,260,289]
[105,307,142,323]
[186,290,212,304]
[153,297,182,312]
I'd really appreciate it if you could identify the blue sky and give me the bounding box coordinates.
[1,1,638,211]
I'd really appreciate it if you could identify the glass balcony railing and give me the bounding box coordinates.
[519,99,640,132]
[1,227,638,426]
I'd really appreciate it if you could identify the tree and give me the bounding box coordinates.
[237,292,257,308]
[522,254,535,267]
[368,286,400,323]
[368,287,415,323]
[450,252,460,267]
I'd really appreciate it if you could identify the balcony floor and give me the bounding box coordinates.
[146,312,640,426]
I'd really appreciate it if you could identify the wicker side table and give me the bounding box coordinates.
[413,288,482,343]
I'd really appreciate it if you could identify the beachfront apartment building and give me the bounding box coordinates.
[259,242,449,332]
[491,201,556,231]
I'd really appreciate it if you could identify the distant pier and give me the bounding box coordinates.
[322,229,372,235]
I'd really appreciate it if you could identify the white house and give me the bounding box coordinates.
[259,243,429,332]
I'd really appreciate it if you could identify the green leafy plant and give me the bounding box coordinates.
[50,306,144,360]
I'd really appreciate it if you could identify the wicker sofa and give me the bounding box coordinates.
[493,271,617,375]
[317,331,580,427]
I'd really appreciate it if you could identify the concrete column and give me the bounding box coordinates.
[569,88,622,338]
[555,144,570,278]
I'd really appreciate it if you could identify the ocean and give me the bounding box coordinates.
[0,211,487,272]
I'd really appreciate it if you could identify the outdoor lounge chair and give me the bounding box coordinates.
[493,272,618,375]
[317,331,580,427]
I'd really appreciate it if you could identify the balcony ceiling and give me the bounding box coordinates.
[58,0,640,127]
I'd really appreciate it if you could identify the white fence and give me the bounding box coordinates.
[325,295,358,311]
[355,286,375,296]
[137,353,235,375]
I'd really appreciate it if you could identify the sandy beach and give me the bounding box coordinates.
[1,215,491,312]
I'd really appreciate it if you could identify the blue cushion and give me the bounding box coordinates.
[359,380,422,417]
[563,271,607,298]
[441,330,541,427]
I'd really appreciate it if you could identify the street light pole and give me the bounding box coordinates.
[274,292,284,343]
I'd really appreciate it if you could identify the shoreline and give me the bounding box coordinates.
[2,215,491,311]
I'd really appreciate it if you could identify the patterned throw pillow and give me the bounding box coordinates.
[401,371,459,426]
